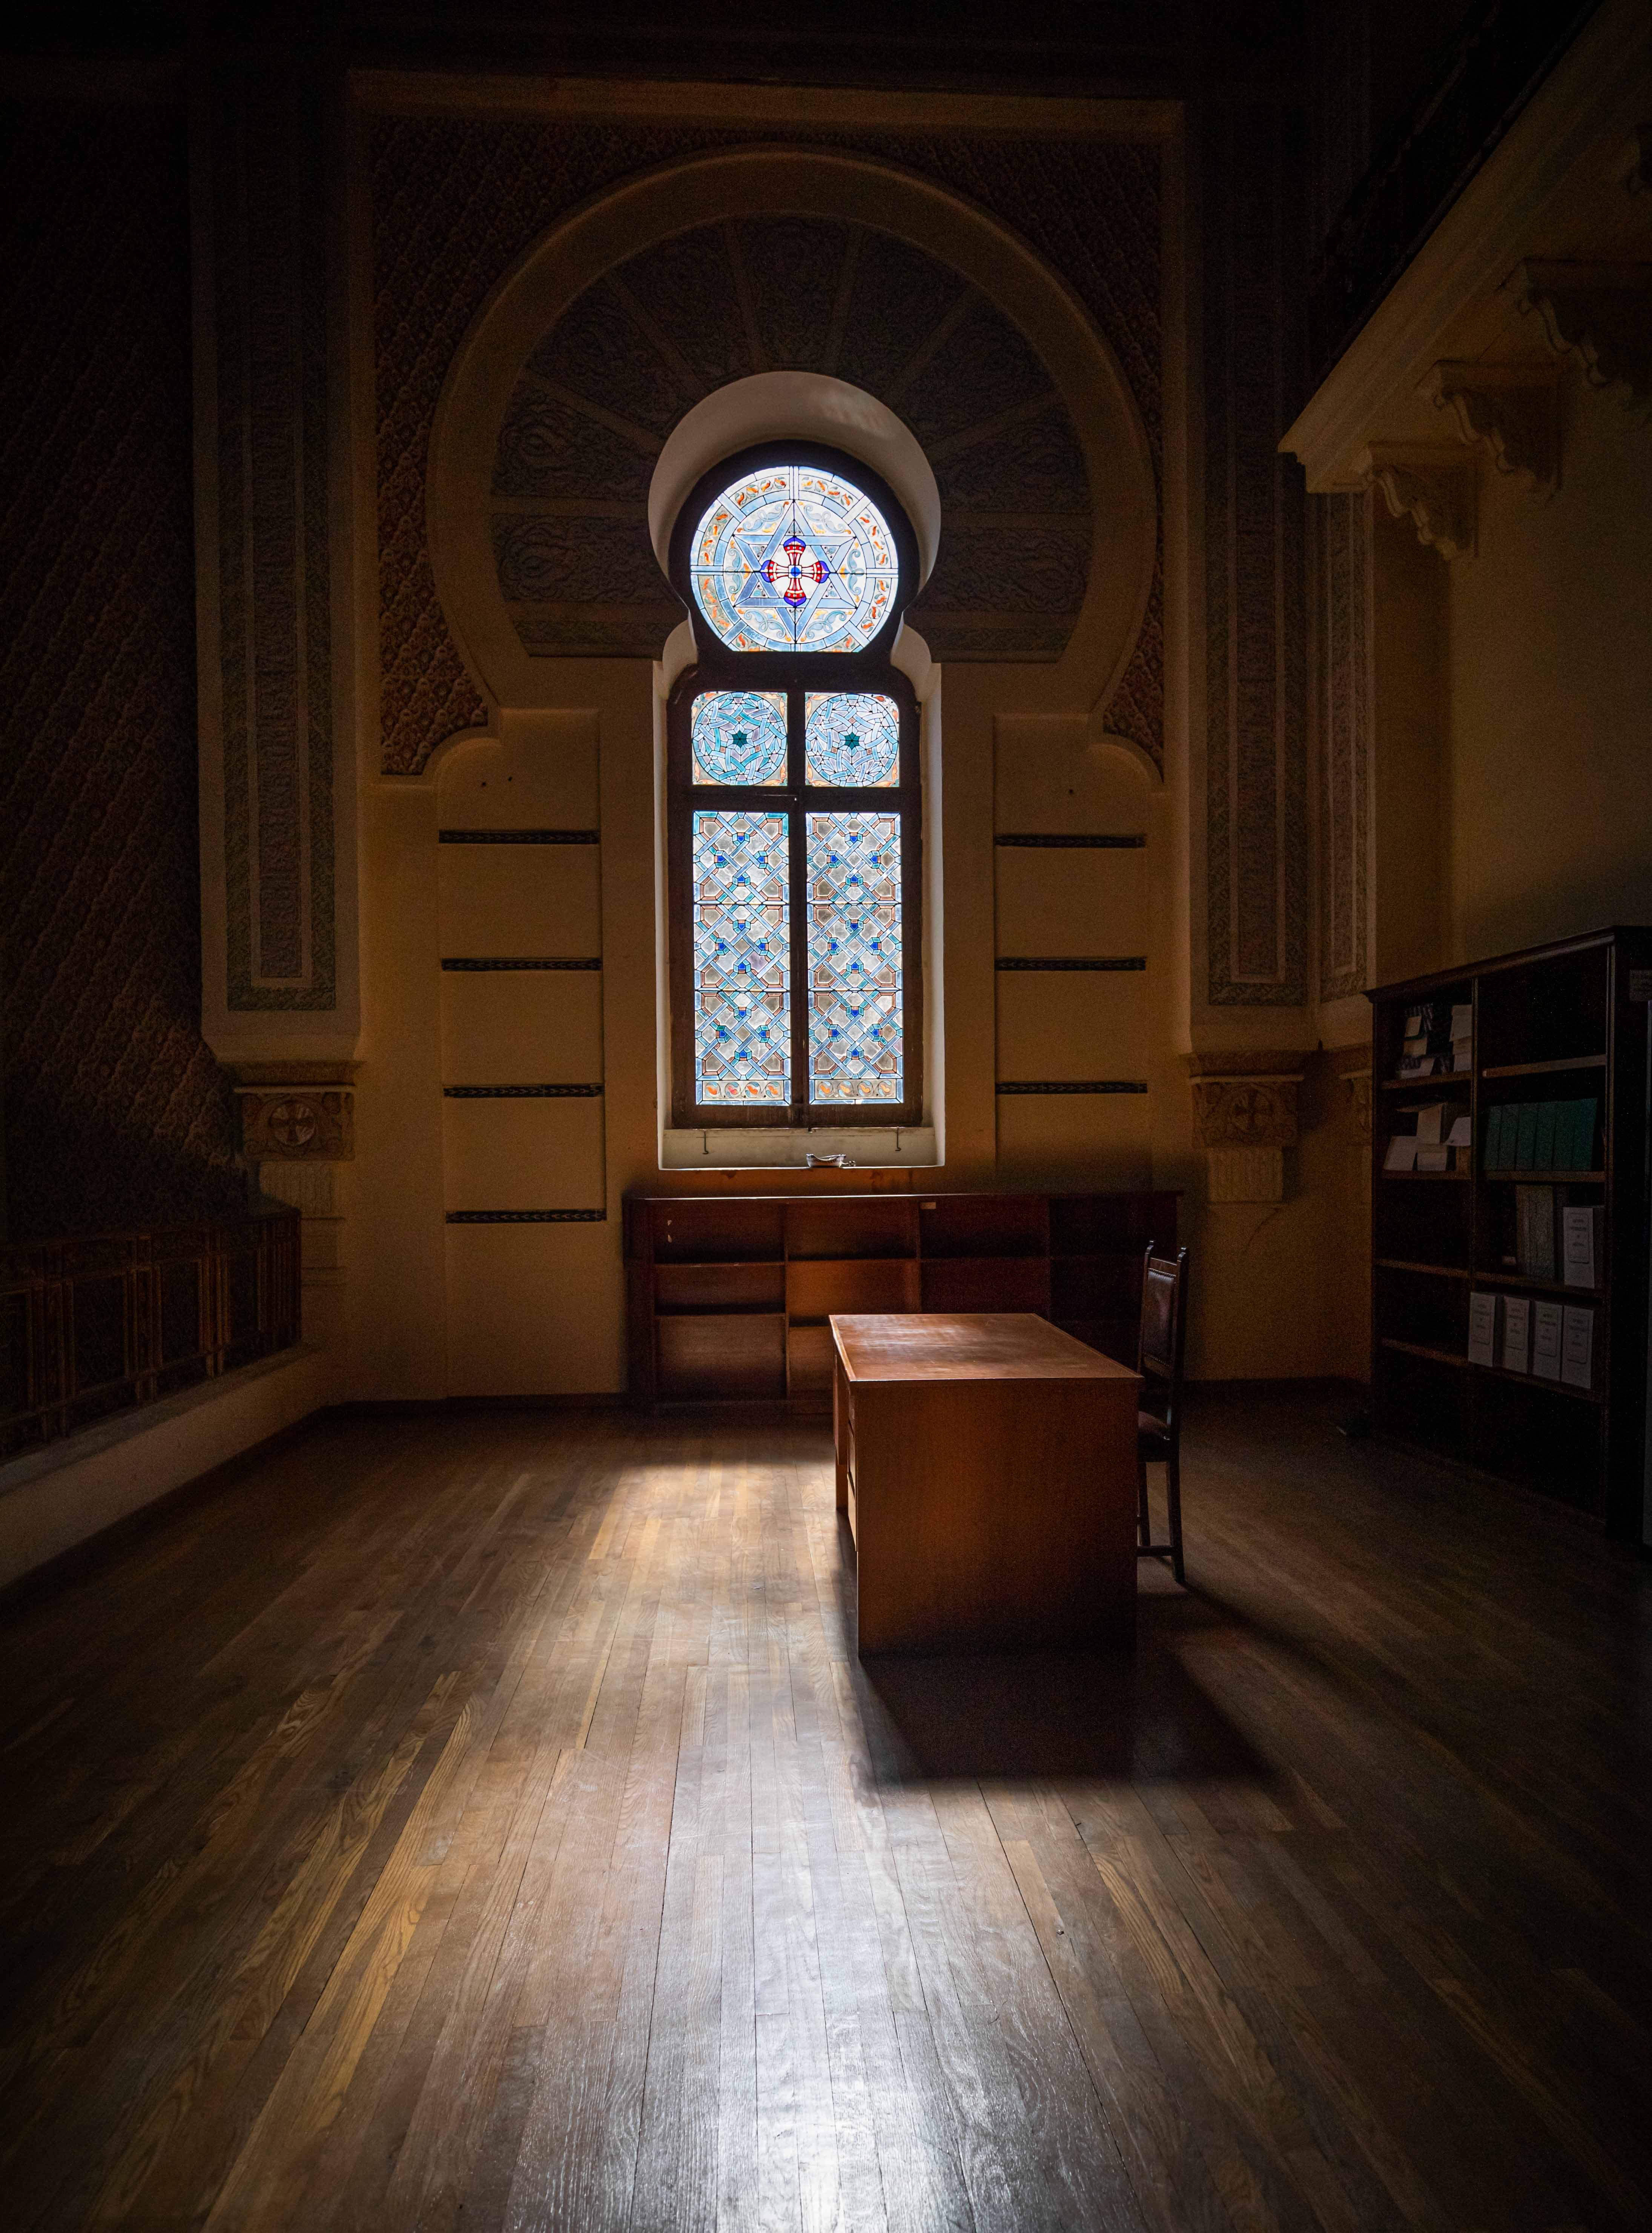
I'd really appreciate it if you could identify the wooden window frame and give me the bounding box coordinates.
[665,442,924,1133]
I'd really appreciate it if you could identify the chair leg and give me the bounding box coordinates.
[1165,1448,1185,1585]
[1136,1454,1151,1551]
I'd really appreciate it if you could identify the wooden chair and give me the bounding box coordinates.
[1135,1242,1189,1584]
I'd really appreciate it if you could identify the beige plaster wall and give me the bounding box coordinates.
[1445,386,1652,962]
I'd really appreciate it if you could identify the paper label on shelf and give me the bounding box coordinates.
[1562,1205,1600,1288]
[1467,1291,1498,1368]
[1416,1103,1448,1146]
[1561,1305,1594,1389]
[1532,1301,1563,1380]
[1501,1295,1531,1374]
[1416,1145,1450,1173]
[1446,1116,1471,1148]
[1384,1136,1419,1172]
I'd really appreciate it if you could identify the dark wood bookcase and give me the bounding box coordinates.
[1368,927,1652,1536]
[624,1188,1179,1407]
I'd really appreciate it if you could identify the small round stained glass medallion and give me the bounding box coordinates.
[689,464,900,654]
[804,693,900,787]
[691,691,788,785]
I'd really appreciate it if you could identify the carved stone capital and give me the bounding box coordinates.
[1420,362,1560,496]
[1357,444,1477,559]
[1504,260,1652,421]
[237,1088,354,1161]
[1188,1051,1310,1201]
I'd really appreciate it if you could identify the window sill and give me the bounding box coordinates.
[660,1125,938,1171]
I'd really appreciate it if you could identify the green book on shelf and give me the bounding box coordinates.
[1573,1097,1600,1171]
[1552,1099,1579,1173]
[1534,1101,1558,1170]
[1515,1103,1540,1170]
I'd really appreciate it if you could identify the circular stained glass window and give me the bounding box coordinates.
[804,693,901,787]
[689,463,900,654]
[691,691,787,784]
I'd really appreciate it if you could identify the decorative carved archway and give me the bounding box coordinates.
[428,147,1156,732]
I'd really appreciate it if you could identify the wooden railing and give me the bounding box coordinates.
[0,1208,301,1460]
[1311,0,1601,381]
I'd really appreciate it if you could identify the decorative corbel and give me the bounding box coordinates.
[1504,260,1652,421]
[1187,1051,1310,1204]
[1420,362,1560,497]
[1357,444,1477,559]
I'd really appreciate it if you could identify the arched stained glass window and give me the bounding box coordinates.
[666,443,922,1130]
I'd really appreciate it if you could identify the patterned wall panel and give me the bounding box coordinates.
[1202,102,1310,1008]
[0,102,243,1237]
[372,118,1162,776]
[207,63,337,1011]
[1315,491,1371,1001]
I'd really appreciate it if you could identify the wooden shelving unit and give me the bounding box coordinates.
[624,1188,1178,1406]
[1368,926,1652,1534]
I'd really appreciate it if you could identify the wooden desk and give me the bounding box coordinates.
[831,1312,1141,1656]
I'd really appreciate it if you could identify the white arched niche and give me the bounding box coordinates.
[651,375,944,1171]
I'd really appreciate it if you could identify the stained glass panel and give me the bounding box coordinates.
[690,464,899,655]
[691,690,788,785]
[804,693,901,787]
[806,812,903,1104]
[692,811,790,1104]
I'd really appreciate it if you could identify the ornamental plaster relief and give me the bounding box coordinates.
[1357,444,1477,561]
[1505,258,1652,422]
[1421,361,1561,496]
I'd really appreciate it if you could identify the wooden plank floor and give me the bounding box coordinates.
[2,1388,1649,2232]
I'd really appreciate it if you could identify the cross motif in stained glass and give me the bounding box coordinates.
[690,465,899,655]
[806,813,903,1104]
[804,693,901,788]
[691,691,787,785]
[692,811,791,1103]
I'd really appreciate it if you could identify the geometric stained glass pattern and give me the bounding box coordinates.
[806,812,903,1104]
[691,690,788,785]
[692,810,791,1104]
[804,693,900,787]
[690,464,900,655]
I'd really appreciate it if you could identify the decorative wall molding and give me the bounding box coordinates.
[197,61,345,1022]
[1505,258,1652,420]
[1358,443,1477,559]
[1421,361,1561,495]
[1202,103,1310,1010]
[1313,492,1371,1005]
[1188,1049,1309,1203]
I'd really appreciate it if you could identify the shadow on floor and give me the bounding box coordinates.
[851,1590,1268,1787]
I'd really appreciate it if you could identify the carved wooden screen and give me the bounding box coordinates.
[666,446,923,1130]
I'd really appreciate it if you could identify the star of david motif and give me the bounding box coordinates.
[734,510,855,639]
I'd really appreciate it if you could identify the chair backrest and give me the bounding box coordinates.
[1136,1242,1189,1426]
